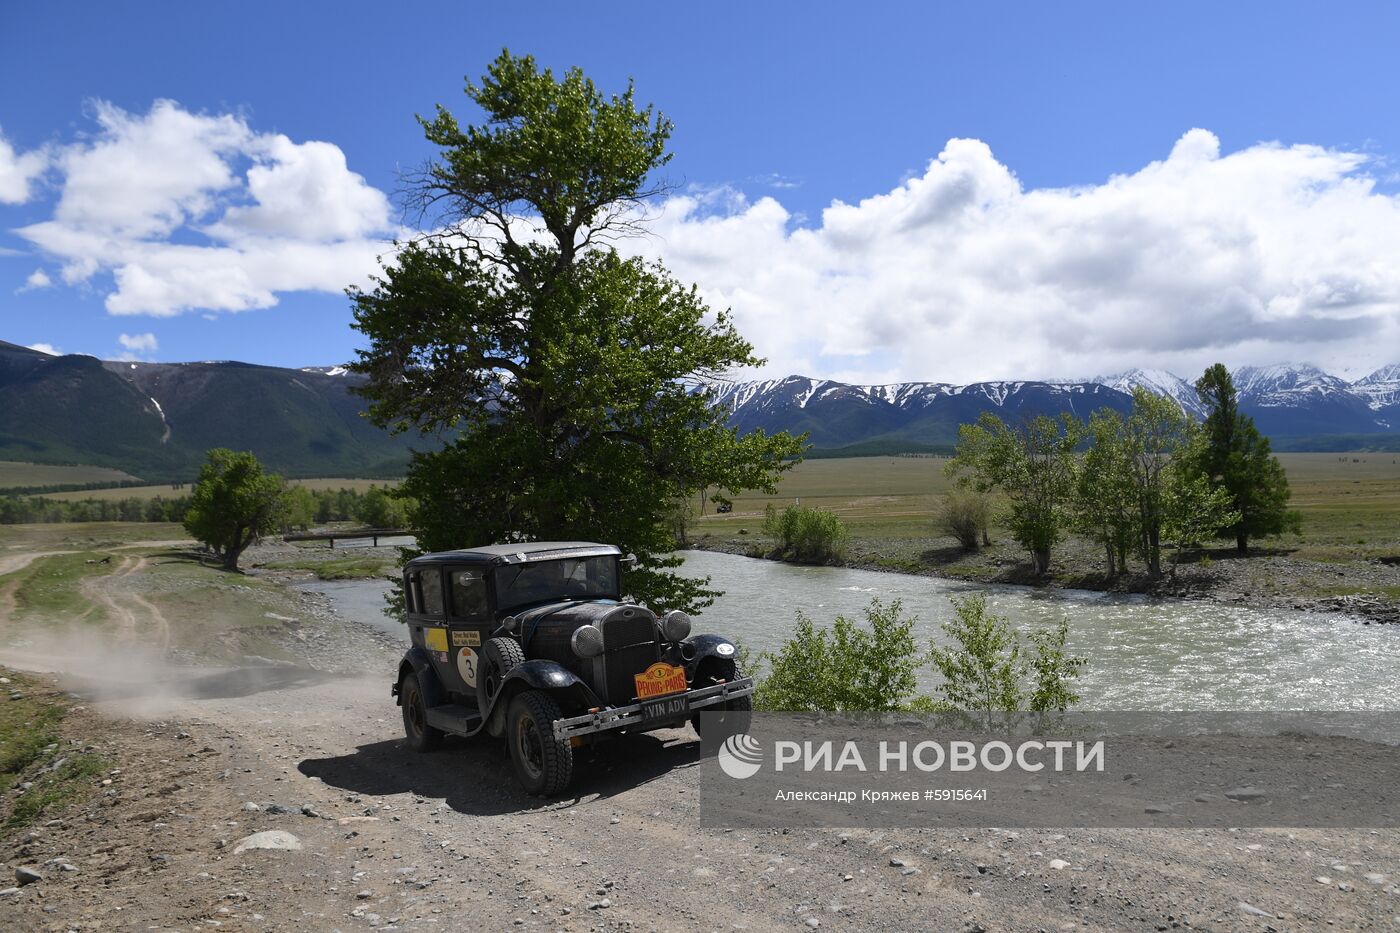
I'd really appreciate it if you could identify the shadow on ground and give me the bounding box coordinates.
[298,729,699,816]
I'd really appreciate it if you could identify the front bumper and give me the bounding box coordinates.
[551,677,755,740]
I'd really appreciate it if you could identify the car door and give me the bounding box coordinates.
[444,566,493,702]
[406,566,454,687]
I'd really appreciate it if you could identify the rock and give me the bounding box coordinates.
[0,887,20,898]
[15,867,42,885]
[301,804,325,819]
[1315,876,1332,885]
[1048,859,1071,870]
[805,919,821,929]
[1238,901,1272,918]
[242,802,262,812]
[1225,787,1267,801]
[889,858,905,867]
[232,830,303,854]
[1365,872,1388,885]
[901,867,922,876]
[356,890,373,899]
[1144,804,1173,814]
[587,897,611,910]
[264,803,299,815]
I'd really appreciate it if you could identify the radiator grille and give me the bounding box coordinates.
[601,610,660,703]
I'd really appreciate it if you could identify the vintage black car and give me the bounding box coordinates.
[392,542,753,795]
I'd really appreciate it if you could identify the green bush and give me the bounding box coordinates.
[938,488,991,549]
[929,593,1085,728]
[754,599,923,712]
[762,503,848,563]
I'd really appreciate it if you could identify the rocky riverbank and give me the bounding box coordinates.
[688,530,1400,625]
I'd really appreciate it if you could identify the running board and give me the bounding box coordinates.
[424,703,483,737]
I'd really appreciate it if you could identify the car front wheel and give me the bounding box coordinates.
[506,690,573,796]
[692,660,753,740]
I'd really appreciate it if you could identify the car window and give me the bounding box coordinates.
[419,568,444,616]
[494,556,617,611]
[449,568,488,619]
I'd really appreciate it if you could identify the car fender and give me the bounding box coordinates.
[682,633,740,677]
[394,646,446,707]
[485,660,599,732]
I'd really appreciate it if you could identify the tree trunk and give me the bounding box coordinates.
[1032,548,1051,575]
[1147,528,1162,577]
[1104,543,1116,577]
[1236,532,1248,554]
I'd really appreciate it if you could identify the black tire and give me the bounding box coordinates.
[400,672,443,752]
[691,660,753,740]
[506,690,573,796]
[477,636,526,712]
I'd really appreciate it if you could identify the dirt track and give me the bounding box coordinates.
[2,544,1399,930]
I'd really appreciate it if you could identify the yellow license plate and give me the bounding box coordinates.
[634,662,688,700]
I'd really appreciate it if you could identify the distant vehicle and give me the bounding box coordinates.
[715,501,733,513]
[392,542,753,795]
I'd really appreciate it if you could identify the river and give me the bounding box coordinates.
[299,550,1400,711]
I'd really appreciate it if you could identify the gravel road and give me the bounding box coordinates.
[1,543,1398,931]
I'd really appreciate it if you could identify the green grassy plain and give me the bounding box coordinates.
[31,476,397,502]
[694,453,1400,558]
[0,461,140,489]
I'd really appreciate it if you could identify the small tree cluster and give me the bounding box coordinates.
[752,596,1086,721]
[928,593,1084,728]
[754,599,922,712]
[948,413,1080,574]
[761,503,848,563]
[949,372,1271,577]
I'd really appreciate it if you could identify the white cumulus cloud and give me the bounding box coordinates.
[18,100,394,317]
[117,332,158,353]
[636,129,1400,382]
[0,127,48,204]
[26,343,60,355]
[16,268,52,293]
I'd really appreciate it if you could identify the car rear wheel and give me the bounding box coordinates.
[400,673,443,752]
[506,690,573,796]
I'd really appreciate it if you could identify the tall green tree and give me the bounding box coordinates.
[1074,409,1137,576]
[183,449,287,571]
[949,413,1080,574]
[1190,364,1301,552]
[350,52,802,612]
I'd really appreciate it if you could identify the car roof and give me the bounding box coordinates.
[406,541,621,568]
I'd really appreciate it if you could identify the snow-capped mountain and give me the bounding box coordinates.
[1094,368,1207,418]
[300,364,351,377]
[1354,364,1400,412]
[705,363,1400,449]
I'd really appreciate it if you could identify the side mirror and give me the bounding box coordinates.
[620,553,638,566]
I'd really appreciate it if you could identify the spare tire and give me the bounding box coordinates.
[477,636,526,713]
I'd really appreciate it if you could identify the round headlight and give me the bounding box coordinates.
[500,615,519,635]
[662,609,692,643]
[570,624,604,658]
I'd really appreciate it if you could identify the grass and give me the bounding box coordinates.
[0,523,320,662]
[692,453,1400,559]
[263,554,396,580]
[32,476,399,502]
[0,461,140,490]
[0,669,109,829]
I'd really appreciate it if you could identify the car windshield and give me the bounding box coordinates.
[494,556,618,611]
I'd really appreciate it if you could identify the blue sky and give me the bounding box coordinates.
[4,2,1400,382]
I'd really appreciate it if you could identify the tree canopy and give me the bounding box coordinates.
[1189,364,1300,551]
[350,52,802,611]
[183,449,286,571]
